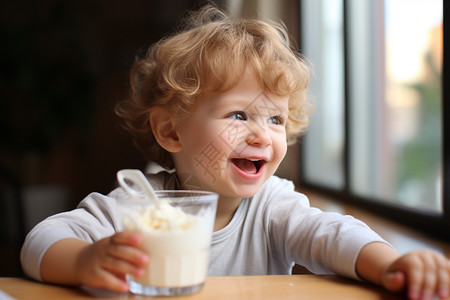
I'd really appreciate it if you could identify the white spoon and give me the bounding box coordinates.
[117,169,160,205]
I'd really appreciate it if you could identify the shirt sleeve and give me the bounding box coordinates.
[20,191,122,281]
[261,177,390,280]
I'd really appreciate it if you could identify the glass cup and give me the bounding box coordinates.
[117,190,218,296]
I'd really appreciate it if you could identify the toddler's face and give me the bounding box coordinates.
[172,70,288,201]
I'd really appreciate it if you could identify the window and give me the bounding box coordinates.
[300,0,448,239]
[301,0,345,190]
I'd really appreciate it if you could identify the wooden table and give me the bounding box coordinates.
[0,275,405,300]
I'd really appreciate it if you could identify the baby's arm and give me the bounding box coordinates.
[40,232,149,293]
[356,242,450,300]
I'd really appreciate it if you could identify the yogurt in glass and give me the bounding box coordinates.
[118,190,217,296]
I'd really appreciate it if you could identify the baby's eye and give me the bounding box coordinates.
[268,116,284,125]
[227,112,247,121]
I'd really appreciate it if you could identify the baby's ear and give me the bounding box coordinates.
[149,107,182,153]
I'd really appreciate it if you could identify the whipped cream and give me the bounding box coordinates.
[126,201,197,232]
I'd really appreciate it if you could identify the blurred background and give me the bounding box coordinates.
[0,0,217,276]
[1,0,446,277]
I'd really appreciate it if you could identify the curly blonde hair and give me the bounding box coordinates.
[115,5,311,169]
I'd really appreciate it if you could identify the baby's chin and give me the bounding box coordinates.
[224,183,265,199]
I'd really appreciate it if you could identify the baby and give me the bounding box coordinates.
[21,5,449,300]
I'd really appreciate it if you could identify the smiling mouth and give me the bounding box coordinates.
[231,158,265,174]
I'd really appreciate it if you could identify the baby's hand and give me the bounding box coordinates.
[381,250,450,300]
[75,232,149,293]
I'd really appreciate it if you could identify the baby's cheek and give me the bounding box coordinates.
[275,139,288,160]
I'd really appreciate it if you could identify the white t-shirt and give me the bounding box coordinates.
[20,172,388,281]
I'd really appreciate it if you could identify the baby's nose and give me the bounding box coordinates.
[245,122,271,147]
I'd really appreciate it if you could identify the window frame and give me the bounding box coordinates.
[299,0,450,241]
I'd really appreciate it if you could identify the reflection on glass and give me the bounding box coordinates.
[349,0,442,213]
